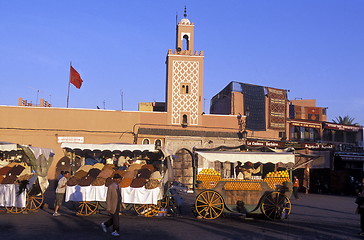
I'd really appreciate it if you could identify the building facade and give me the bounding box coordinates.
[1,12,363,192]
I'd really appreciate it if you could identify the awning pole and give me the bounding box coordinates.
[71,152,75,175]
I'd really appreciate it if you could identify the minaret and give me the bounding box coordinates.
[166,8,204,126]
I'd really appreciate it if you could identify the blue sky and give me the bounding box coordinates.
[1,1,363,126]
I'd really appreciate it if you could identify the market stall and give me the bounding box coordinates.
[0,143,54,213]
[61,143,174,216]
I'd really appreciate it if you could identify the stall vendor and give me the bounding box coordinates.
[237,162,262,180]
[119,157,135,170]
[235,161,244,177]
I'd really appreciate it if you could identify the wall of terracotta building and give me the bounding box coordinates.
[201,114,238,130]
[135,111,168,132]
[291,99,316,107]
[0,105,244,179]
[0,106,169,179]
[136,113,240,148]
[231,91,244,115]
[136,113,239,132]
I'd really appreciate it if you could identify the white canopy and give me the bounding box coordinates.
[195,151,295,165]
[61,143,158,152]
[0,143,18,152]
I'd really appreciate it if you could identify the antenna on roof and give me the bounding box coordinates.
[120,89,123,110]
[27,87,52,106]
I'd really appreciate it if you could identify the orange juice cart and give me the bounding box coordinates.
[193,151,295,220]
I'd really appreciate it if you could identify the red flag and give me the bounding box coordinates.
[70,66,83,89]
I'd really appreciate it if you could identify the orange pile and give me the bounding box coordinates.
[197,169,221,189]
[223,179,263,191]
[264,178,290,189]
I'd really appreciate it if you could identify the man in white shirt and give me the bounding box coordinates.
[53,171,70,216]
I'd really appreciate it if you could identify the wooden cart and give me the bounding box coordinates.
[193,151,295,220]
[0,143,54,213]
[61,143,175,217]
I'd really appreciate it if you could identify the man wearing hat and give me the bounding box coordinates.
[101,173,122,236]
[240,162,262,180]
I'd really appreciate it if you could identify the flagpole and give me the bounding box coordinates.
[66,62,72,108]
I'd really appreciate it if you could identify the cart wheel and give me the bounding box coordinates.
[97,201,107,211]
[26,191,44,211]
[122,203,134,211]
[5,205,27,214]
[5,192,28,214]
[76,201,99,216]
[159,196,178,216]
[160,196,168,209]
[133,204,159,217]
[260,191,292,220]
[195,190,224,219]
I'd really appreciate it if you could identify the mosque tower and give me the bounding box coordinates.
[166,8,204,127]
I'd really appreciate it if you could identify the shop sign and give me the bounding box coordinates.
[324,123,361,132]
[303,143,334,149]
[57,137,84,143]
[246,140,283,148]
[291,121,321,129]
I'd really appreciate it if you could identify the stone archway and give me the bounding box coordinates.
[55,156,71,179]
[174,148,194,189]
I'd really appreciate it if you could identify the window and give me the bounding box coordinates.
[183,35,189,50]
[335,131,344,142]
[323,129,332,141]
[313,129,320,141]
[182,114,188,125]
[142,139,150,144]
[293,126,300,140]
[279,132,286,140]
[155,139,162,147]
[304,128,310,140]
[180,84,190,94]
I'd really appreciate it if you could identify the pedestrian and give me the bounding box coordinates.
[235,161,243,177]
[53,171,70,216]
[315,179,322,194]
[293,176,299,199]
[356,178,364,237]
[101,173,122,237]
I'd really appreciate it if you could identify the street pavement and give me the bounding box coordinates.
[0,192,361,240]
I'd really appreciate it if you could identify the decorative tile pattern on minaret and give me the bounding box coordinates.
[171,60,199,125]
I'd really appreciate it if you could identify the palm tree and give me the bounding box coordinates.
[332,115,358,125]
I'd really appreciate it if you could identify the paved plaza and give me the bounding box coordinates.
[0,193,361,240]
